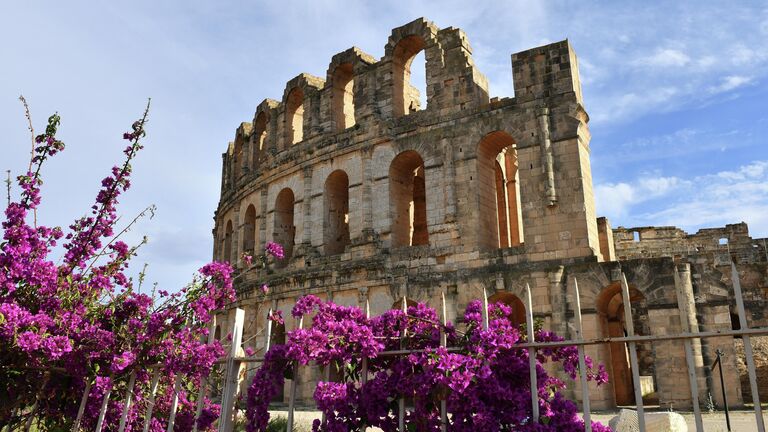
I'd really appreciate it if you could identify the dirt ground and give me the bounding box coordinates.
[268,409,768,432]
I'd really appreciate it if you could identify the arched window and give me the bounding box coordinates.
[390,150,428,247]
[477,131,523,250]
[233,142,244,180]
[223,220,233,263]
[332,63,355,131]
[252,112,268,164]
[273,188,295,267]
[392,35,427,117]
[324,170,350,255]
[243,205,257,256]
[488,292,526,327]
[285,88,304,146]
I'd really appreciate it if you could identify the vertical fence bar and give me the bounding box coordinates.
[440,291,448,432]
[72,380,91,432]
[620,273,645,432]
[524,283,540,424]
[118,371,137,432]
[674,267,704,432]
[142,370,161,432]
[95,374,115,432]
[219,308,246,432]
[286,316,303,432]
[193,317,218,432]
[572,278,591,432]
[265,308,273,352]
[731,262,765,432]
[361,299,370,386]
[481,288,489,330]
[166,377,182,432]
[399,296,408,431]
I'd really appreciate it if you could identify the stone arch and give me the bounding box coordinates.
[324,170,351,255]
[385,19,441,117]
[223,219,234,264]
[285,87,305,146]
[252,111,269,165]
[488,292,526,327]
[242,204,257,256]
[389,150,428,248]
[476,131,523,250]
[596,282,645,406]
[273,188,296,267]
[392,297,418,311]
[331,63,356,131]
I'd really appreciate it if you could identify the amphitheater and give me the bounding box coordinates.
[212,18,768,410]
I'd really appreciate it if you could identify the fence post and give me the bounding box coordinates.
[361,299,370,386]
[72,380,91,432]
[193,317,219,432]
[524,283,539,423]
[118,371,137,432]
[620,273,645,432]
[398,296,407,432]
[286,316,304,432]
[166,377,182,432]
[674,265,704,432]
[142,370,161,432]
[731,262,765,432]
[572,278,591,432]
[219,308,246,432]
[95,373,115,432]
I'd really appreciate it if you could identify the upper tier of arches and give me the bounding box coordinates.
[221,18,492,187]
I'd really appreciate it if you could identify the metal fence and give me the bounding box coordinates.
[74,260,767,432]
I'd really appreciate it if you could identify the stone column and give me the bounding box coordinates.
[674,264,708,403]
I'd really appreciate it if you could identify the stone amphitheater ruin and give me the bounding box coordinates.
[212,18,768,410]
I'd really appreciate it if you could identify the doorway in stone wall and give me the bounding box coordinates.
[597,282,647,406]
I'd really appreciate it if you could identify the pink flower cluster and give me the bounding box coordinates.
[245,296,610,432]
[264,241,285,260]
[0,112,235,430]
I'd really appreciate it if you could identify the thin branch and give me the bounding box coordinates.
[5,170,10,207]
[18,96,35,173]
[83,204,156,274]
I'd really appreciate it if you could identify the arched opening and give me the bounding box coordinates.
[285,88,304,146]
[253,112,268,164]
[477,131,523,250]
[270,321,286,401]
[597,283,646,406]
[332,63,355,131]
[223,220,234,263]
[273,188,295,268]
[243,205,257,257]
[324,170,350,255]
[392,35,427,117]
[389,151,428,248]
[488,292,526,327]
[234,142,244,180]
[392,297,419,311]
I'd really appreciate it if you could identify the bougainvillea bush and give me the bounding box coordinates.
[0,105,240,431]
[246,296,611,432]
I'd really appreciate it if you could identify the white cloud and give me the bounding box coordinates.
[708,75,753,94]
[597,161,768,238]
[595,175,684,219]
[638,48,691,68]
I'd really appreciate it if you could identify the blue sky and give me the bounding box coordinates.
[1,1,767,291]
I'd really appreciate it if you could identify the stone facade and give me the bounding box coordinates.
[212,18,768,409]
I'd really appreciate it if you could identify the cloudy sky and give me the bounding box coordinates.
[1,1,767,291]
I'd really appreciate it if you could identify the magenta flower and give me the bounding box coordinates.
[264,241,284,260]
